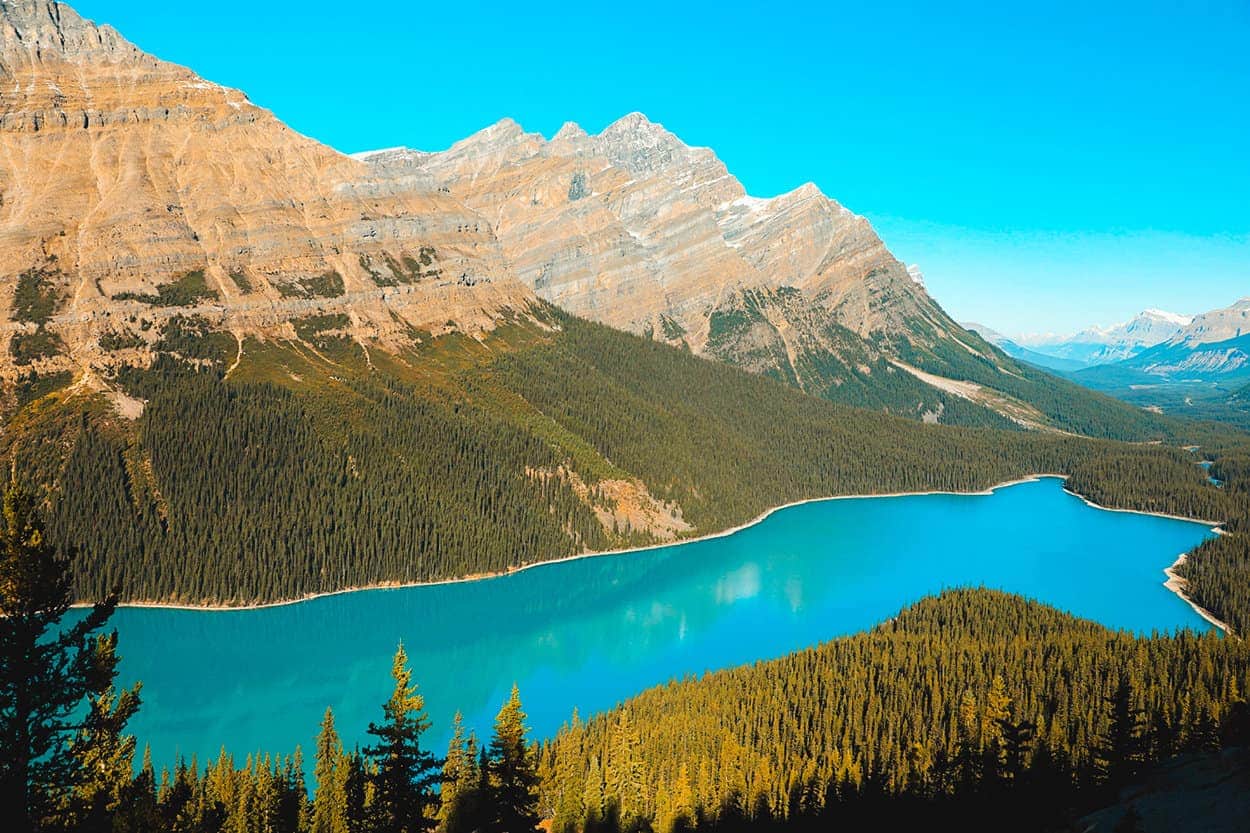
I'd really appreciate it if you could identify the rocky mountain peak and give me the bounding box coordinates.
[1173,297,1250,346]
[591,112,701,176]
[441,116,545,168]
[0,0,135,64]
[600,111,663,137]
[552,121,587,142]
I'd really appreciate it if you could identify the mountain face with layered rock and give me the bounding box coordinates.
[0,0,1172,445]
[0,0,535,405]
[358,113,946,348]
[357,115,1164,434]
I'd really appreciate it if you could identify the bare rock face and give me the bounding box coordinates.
[1172,298,1250,346]
[0,0,535,391]
[359,113,973,388]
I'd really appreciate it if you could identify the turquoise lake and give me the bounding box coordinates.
[90,477,1216,770]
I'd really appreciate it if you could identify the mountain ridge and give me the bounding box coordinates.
[1017,308,1192,366]
[0,1,1177,446]
[357,115,1167,436]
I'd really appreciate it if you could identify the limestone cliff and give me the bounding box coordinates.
[0,0,535,397]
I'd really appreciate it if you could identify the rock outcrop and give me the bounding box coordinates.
[0,0,535,393]
[1172,298,1249,347]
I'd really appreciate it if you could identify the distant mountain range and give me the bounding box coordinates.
[960,323,1088,373]
[1009,309,1194,367]
[966,300,1250,428]
[1073,298,1250,386]
[971,300,1250,385]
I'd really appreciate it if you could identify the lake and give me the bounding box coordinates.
[91,477,1216,770]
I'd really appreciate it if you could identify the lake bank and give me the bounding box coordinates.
[77,474,1223,613]
[1164,553,1232,634]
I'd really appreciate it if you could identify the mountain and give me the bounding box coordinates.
[0,0,535,407]
[962,322,1087,372]
[1176,297,1250,345]
[1076,298,1250,387]
[0,1,1177,444]
[357,119,1170,438]
[1020,309,1192,366]
[0,1,1204,607]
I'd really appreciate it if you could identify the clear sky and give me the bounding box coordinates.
[73,0,1249,336]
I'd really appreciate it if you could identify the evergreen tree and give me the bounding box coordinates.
[996,716,1036,785]
[439,713,482,833]
[344,752,369,833]
[1220,699,1250,748]
[113,746,161,833]
[65,635,143,833]
[1097,676,1146,790]
[313,708,350,833]
[0,482,136,833]
[364,645,441,833]
[486,685,540,833]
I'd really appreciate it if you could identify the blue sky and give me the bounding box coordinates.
[74,0,1248,335]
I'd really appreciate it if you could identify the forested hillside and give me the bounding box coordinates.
[2,307,1242,608]
[537,589,1250,833]
[0,308,1243,608]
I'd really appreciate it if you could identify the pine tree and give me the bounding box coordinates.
[344,752,369,833]
[65,634,143,832]
[953,690,982,791]
[550,712,585,833]
[364,645,441,833]
[486,685,540,833]
[0,482,135,833]
[981,675,1012,782]
[1097,676,1146,790]
[439,713,481,833]
[113,745,161,833]
[313,708,350,833]
[605,711,644,824]
[996,716,1037,785]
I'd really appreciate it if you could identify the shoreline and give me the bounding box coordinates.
[1163,553,1232,634]
[76,473,1224,615]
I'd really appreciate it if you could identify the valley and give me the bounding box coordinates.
[1,3,1248,833]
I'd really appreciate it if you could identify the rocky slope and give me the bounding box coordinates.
[357,117,1040,425]
[355,116,1171,436]
[0,0,535,405]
